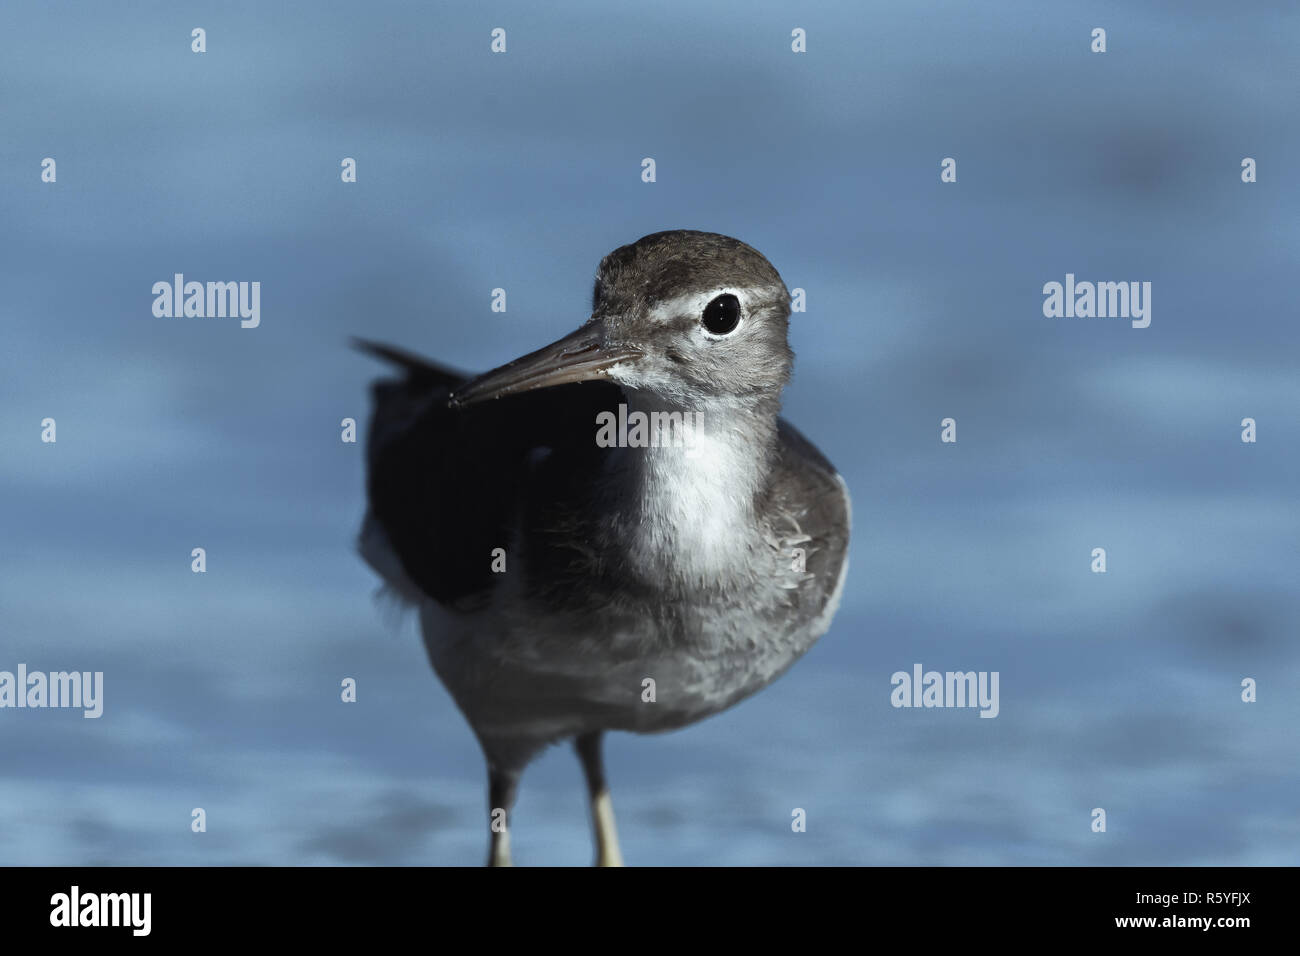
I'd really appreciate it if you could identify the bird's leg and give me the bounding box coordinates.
[574,732,624,867]
[487,766,519,867]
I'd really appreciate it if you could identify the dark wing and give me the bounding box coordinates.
[770,418,852,629]
[356,339,622,610]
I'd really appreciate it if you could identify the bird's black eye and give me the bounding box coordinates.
[701,293,741,335]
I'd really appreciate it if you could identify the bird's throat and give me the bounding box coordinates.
[611,392,779,587]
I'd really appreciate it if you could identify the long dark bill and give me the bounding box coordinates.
[448,321,641,408]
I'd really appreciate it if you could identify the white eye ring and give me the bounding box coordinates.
[700,292,743,337]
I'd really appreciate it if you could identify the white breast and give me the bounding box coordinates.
[623,414,766,585]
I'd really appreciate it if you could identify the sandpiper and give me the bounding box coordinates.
[357,230,851,866]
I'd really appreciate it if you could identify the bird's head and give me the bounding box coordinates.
[449,231,793,409]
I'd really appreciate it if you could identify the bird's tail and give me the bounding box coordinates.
[351,337,467,389]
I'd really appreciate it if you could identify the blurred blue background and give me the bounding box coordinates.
[1,0,1297,865]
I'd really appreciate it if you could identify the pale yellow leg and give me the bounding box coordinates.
[489,824,512,867]
[591,787,625,867]
[576,733,625,867]
[487,766,518,867]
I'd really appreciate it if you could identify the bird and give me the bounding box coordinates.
[356,230,851,866]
